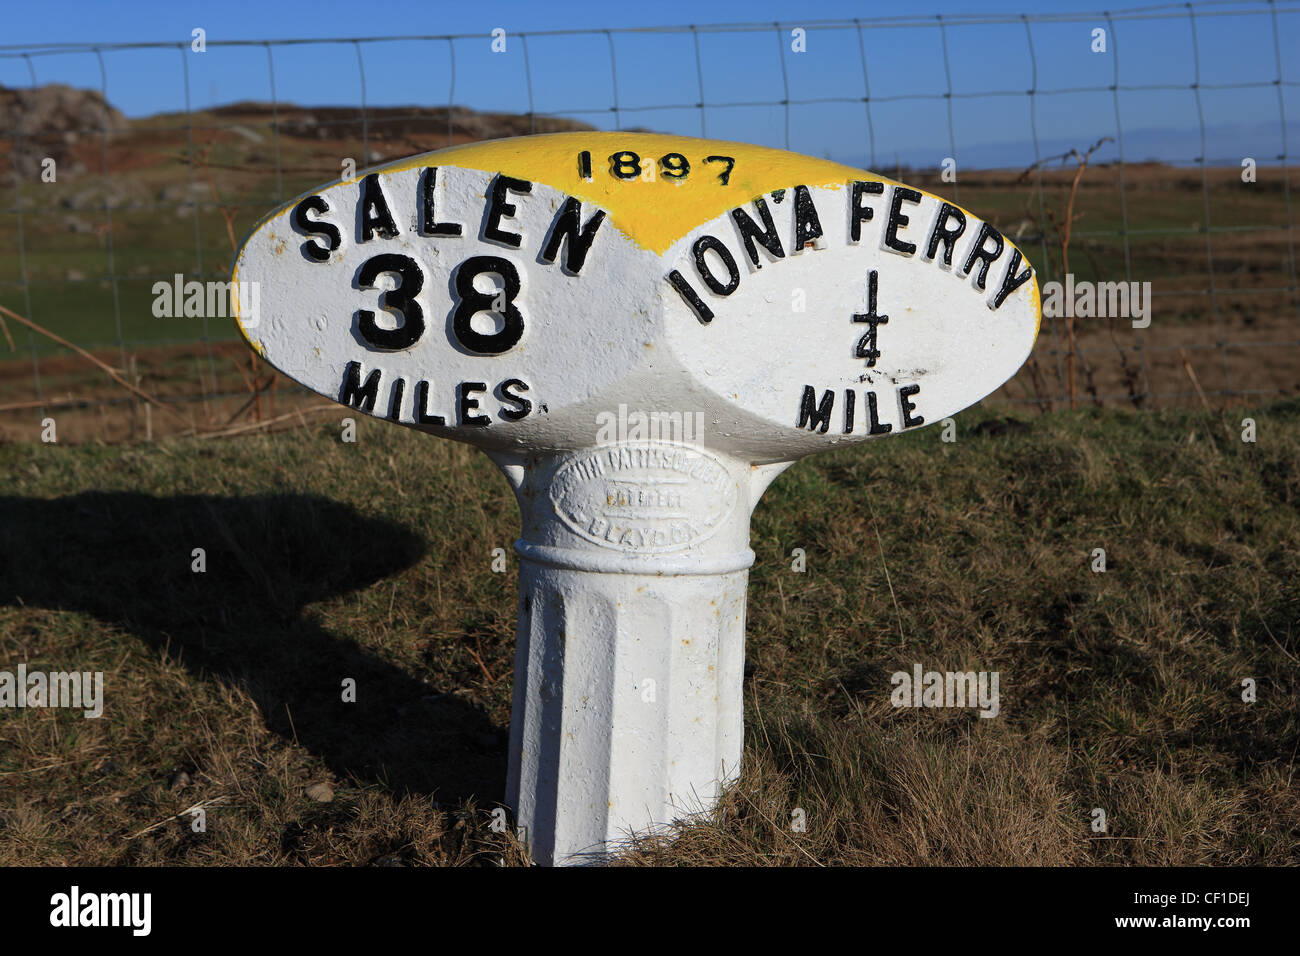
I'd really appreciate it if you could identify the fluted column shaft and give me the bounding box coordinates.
[496,442,761,865]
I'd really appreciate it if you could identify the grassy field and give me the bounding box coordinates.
[1,399,1296,865]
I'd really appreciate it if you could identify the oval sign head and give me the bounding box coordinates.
[232,132,1040,866]
[232,132,1039,462]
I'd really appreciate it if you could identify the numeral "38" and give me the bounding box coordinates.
[356,253,523,354]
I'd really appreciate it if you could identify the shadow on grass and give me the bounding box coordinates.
[0,491,507,804]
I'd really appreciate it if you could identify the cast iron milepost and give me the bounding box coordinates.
[232,132,1040,864]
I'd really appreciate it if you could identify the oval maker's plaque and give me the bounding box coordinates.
[549,443,739,554]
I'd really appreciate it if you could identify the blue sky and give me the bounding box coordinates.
[1,0,1297,169]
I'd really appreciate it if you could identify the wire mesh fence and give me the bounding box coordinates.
[2,0,1298,441]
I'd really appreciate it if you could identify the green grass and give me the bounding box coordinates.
[1,401,1297,865]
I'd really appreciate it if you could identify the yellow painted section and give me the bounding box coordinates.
[377,132,889,255]
[1031,273,1042,343]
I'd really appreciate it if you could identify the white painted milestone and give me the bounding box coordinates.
[231,132,1040,865]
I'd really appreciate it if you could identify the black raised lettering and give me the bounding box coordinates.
[961,222,1005,290]
[387,377,405,421]
[291,195,341,263]
[884,186,923,255]
[451,256,525,354]
[484,175,532,248]
[730,198,785,268]
[797,386,834,434]
[414,380,446,426]
[849,180,884,242]
[924,202,967,267]
[420,167,463,237]
[792,185,823,250]
[693,235,740,297]
[498,378,532,422]
[667,269,714,324]
[540,197,605,275]
[458,381,491,427]
[899,384,924,428]
[340,360,381,412]
[356,253,425,350]
[660,153,690,179]
[704,155,735,185]
[609,151,642,180]
[359,173,399,242]
[853,270,888,367]
[992,247,1033,309]
[843,388,856,434]
[867,391,892,435]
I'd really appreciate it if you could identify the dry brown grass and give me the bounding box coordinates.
[1,398,1297,865]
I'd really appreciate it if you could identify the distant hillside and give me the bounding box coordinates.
[0,83,129,176]
[200,101,594,145]
[1,82,596,177]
